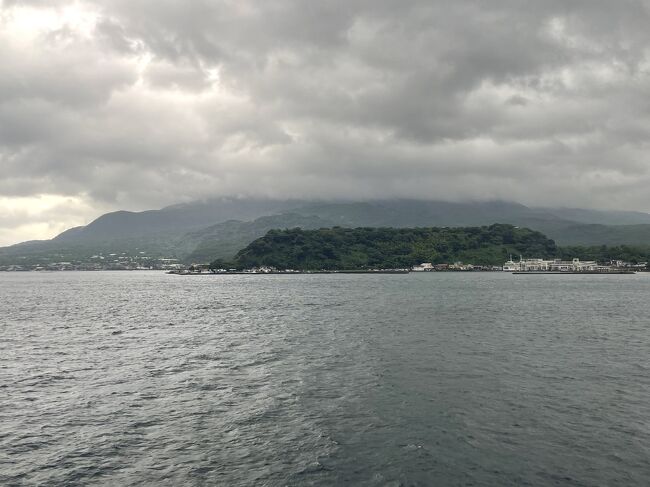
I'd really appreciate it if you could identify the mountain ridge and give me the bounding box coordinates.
[3,198,650,266]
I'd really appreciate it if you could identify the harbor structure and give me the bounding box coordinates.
[503,257,603,272]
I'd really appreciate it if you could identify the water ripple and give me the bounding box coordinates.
[2,272,650,485]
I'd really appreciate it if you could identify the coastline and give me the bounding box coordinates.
[169,269,641,276]
[513,271,637,275]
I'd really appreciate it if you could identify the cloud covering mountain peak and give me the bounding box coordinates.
[2,0,650,245]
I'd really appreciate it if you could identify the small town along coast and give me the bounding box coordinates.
[169,256,646,275]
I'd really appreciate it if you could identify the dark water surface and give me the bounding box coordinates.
[2,271,650,486]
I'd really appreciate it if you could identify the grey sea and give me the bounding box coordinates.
[2,271,650,486]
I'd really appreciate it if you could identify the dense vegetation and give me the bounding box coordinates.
[213,224,558,270]
[557,245,650,264]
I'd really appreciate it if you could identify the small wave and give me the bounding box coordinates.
[296,461,329,475]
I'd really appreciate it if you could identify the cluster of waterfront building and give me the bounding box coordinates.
[503,257,600,272]
[503,257,647,272]
[199,259,648,274]
[0,255,185,272]
[4,255,646,274]
[410,257,648,273]
[411,262,502,272]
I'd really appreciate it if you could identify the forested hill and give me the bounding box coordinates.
[229,224,557,270]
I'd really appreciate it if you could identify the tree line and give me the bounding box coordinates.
[210,224,564,270]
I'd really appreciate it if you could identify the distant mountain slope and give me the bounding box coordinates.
[538,207,650,226]
[289,200,549,228]
[177,213,336,262]
[547,223,650,246]
[0,198,306,265]
[53,198,303,243]
[3,198,650,266]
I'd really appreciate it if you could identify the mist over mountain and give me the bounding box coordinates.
[3,1,650,250]
[3,198,650,267]
[534,208,650,226]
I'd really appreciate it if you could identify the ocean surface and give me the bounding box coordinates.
[2,271,650,486]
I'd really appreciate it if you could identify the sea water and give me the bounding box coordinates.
[2,271,650,485]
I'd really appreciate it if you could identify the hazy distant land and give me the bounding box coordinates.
[2,199,650,270]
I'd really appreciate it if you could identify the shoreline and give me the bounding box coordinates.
[513,271,637,275]
[172,270,411,275]
[172,270,641,276]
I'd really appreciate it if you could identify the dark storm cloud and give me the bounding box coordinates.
[1,0,650,244]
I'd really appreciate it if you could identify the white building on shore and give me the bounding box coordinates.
[503,257,601,272]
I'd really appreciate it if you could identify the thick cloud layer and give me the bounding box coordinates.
[1,0,650,244]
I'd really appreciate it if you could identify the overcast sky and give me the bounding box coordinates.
[1,0,650,245]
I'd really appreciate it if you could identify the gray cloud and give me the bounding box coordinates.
[1,0,650,244]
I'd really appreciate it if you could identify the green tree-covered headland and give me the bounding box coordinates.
[212,224,557,270]
[210,224,650,271]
